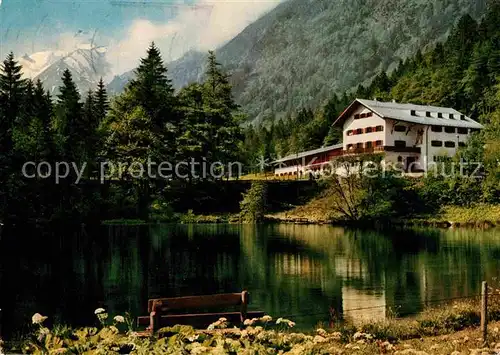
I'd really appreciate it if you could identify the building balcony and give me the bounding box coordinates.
[343,146,421,155]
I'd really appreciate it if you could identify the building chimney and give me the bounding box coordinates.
[392,99,396,103]
[373,97,377,101]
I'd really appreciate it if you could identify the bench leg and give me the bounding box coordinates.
[150,300,162,333]
[240,290,248,323]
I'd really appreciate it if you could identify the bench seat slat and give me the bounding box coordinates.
[148,293,243,313]
[137,311,265,328]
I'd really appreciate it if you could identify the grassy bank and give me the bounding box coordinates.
[409,204,500,228]
[267,192,500,228]
[102,213,240,225]
[8,295,500,354]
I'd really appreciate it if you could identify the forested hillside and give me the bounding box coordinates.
[242,2,500,176]
[163,0,488,123]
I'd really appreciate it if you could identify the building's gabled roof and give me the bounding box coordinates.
[273,144,343,164]
[333,98,484,129]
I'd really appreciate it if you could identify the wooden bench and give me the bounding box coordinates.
[137,291,265,332]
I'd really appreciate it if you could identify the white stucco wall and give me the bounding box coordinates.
[425,128,470,163]
[343,107,386,150]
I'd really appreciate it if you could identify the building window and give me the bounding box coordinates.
[438,112,443,118]
[444,141,456,148]
[397,156,403,162]
[375,125,384,132]
[431,126,442,132]
[366,141,373,148]
[375,140,383,146]
[356,128,363,135]
[431,140,443,147]
[458,142,466,148]
[347,130,354,136]
[360,113,366,118]
[449,113,454,119]
[444,126,455,133]
[426,111,431,117]
[366,112,373,117]
[457,127,468,134]
[366,127,373,133]
[354,114,360,119]
[394,125,406,132]
[356,143,363,149]
[394,140,406,148]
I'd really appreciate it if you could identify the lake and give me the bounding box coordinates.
[2,223,500,339]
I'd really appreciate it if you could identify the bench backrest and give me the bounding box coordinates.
[148,292,248,313]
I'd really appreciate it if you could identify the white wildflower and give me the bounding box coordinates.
[113,315,125,323]
[244,318,258,326]
[32,313,48,325]
[313,335,327,343]
[331,332,342,340]
[316,328,327,336]
[353,332,364,340]
[260,315,272,322]
[94,308,106,315]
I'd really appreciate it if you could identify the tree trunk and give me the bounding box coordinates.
[137,180,150,221]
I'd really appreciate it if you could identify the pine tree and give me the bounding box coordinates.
[0,52,26,155]
[446,14,479,70]
[202,50,242,177]
[0,53,27,219]
[82,90,101,170]
[33,79,54,161]
[55,69,83,161]
[103,43,178,219]
[127,42,178,161]
[95,78,109,124]
[176,83,210,179]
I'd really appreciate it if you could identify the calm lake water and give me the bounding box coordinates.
[2,223,500,338]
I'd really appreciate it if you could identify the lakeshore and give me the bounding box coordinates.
[150,203,500,229]
[8,299,500,354]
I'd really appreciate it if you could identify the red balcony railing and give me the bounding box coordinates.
[343,146,420,155]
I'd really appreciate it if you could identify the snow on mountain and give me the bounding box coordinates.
[19,50,68,79]
[31,46,111,95]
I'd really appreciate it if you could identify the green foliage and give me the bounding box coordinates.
[180,209,197,224]
[318,155,422,222]
[16,300,500,354]
[239,181,268,223]
[150,198,176,222]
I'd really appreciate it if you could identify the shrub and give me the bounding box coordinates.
[239,181,268,223]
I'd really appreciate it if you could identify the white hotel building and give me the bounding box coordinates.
[273,99,484,177]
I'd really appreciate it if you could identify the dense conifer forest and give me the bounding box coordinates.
[2,3,500,223]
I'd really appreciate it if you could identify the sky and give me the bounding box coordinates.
[0,0,282,76]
